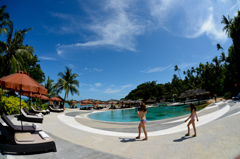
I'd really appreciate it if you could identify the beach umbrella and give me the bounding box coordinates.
[50,96,62,102]
[192,89,210,105]
[0,71,48,130]
[71,101,77,103]
[30,94,49,100]
[81,100,89,104]
[95,101,100,106]
[192,89,210,96]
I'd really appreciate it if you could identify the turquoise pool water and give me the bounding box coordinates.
[64,103,93,108]
[88,104,206,122]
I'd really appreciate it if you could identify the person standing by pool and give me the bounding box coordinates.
[214,94,217,102]
[185,103,199,137]
[136,103,148,140]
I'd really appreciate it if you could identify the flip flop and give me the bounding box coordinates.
[192,135,197,137]
[185,134,190,136]
[136,137,140,139]
[143,138,148,141]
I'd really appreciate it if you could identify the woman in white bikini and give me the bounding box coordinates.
[136,103,148,140]
[185,103,199,137]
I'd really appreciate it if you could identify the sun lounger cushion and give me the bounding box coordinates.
[15,133,35,142]
[31,106,46,113]
[21,109,43,119]
[32,123,38,129]
[39,131,50,140]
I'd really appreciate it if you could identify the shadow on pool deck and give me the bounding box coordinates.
[119,138,143,143]
[173,136,194,142]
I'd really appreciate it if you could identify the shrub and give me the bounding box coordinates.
[36,99,42,107]
[223,92,232,99]
[40,103,49,110]
[0,96,28,115]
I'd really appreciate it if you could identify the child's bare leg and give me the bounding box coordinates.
[136,123,141,139]
[142,122,148,140]
[192,120,196,136]
[187,120,192,135]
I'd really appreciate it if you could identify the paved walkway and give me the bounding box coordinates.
[1,100,240,159]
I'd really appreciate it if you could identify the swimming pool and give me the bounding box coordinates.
[88,104,207,122]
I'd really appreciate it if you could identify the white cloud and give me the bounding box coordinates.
[148,0,238,42]
[104,88,121,93]
[141,64,173,73]
[89,87,99,92]
[178,63,197,69]
[84,68,103,72]
[39,56,56,60]
[68,64,76,68]
[95,83,102,87]
[54,0,148,55]
[122,84,132,88]
[50,0,238,56]
[93,68,103,72]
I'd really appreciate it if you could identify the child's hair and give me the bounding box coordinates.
[140,102,147,112]
[190,103,196,112]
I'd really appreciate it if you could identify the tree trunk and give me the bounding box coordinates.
[63,92,67,109]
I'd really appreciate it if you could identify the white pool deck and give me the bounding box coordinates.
[2,100,240,159]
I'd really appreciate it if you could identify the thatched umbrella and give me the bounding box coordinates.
[192,89,210,105]
[144,97,156,104]
[178,90,194,104]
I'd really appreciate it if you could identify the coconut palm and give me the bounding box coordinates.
[54,67,79,109]
[221,15,232,38]
[0,23,34,75]
[43,76,57,97]
[0,5,11,35]
[174,65,181,80]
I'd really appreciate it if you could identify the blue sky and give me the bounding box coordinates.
[1,0,239,101]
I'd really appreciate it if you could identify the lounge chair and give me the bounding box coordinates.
[49,106,63,112]
[36,106,50,114]
[0,122,56,155]
[18,109,43,123]
[31,106,47,115]
[23,107,38,116]
[1,114,42,132]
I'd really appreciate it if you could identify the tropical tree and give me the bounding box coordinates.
[174,65,181,80]
[221,15,232,37]
[217,43,223,51]
[54,67,79,109]
[0,5,11,76]
[22,54,45,83]
[43,76,57,97]
[0,23,34,76]
[0,5,11,35]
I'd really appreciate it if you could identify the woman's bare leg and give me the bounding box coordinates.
[187,120,192,135]
[192,120,196,136]
[136,123,141,139]
[142,121,148,140]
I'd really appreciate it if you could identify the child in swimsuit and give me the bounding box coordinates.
[185,103,199,137]
[136,102,148,140]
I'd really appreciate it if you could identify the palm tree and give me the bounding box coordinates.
[221,15,232,37]
[54,67,79,109]
[0,5,11,35]
[216,43,223,51]
[174,65,181,80]
[0,23,34,75]
[43,76,57,97]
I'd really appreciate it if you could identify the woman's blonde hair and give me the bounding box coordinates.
[140,102,147,112]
